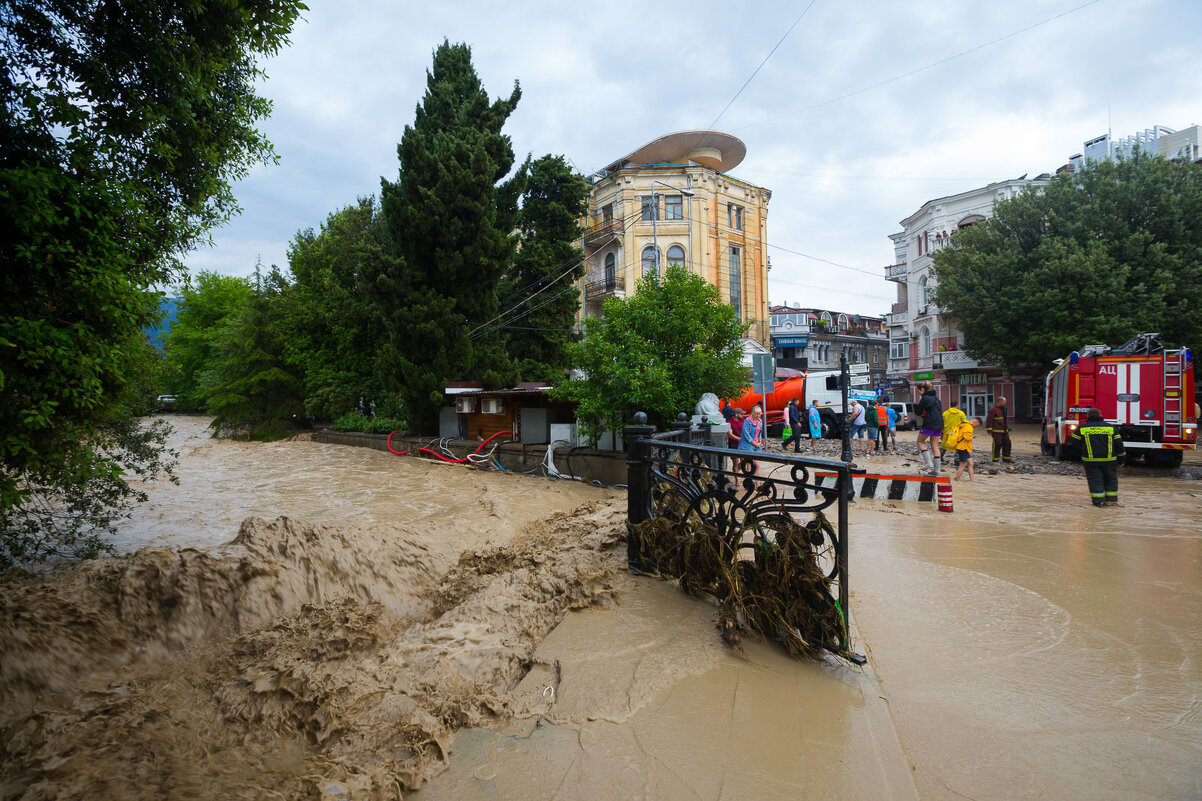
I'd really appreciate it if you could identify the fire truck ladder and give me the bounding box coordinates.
[1163,349,1184,439]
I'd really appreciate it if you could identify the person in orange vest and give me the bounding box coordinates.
[874,402,891,452]
[985,397,1012,468]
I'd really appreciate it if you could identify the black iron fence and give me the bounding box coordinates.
[623,418,860,661]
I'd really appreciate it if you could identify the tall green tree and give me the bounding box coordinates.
[204,266,304,440]
[553,266,751,442]
[498,155,589,382]
[282,198,389,420]
[163,271,256,411]
[371,40,526,433]
[1,0,304,562]
[933,154,1202,369]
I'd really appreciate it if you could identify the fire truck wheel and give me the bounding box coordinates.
[1123,451,1143,465]
[1040,429,1053,456]
[1053,439,1068,461]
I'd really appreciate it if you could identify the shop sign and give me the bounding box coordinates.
[773,336,808,347]
[913,372,934,380]
[958,373,988,385]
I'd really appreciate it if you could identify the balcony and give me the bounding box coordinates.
[585,275,624,300]
[887,311,908,326]
[935,349,982,370]
[885,262,908,282]
[583,218,625,250]
[889,357,911,373]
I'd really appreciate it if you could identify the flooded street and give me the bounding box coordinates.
[852,473,1202,800]
[2,415,1200,799]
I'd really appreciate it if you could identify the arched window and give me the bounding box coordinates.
[641,246,658,277]
[919,276,930,306]
[603,252,616,290]
[820,311,832,327]
[920,327,931,357]
[666,245,685,268]
[957,214,986,229]
[837,313,848,331]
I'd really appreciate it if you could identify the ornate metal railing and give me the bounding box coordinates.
[624,424,856,657]
[585,274,624,298]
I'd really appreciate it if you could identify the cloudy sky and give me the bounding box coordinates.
[187,0,1202,316]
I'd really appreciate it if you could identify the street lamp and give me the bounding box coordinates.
[651,179,694,277]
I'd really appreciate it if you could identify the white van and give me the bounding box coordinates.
[888,402,918,430]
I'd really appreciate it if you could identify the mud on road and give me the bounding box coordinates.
[0,507,628,799]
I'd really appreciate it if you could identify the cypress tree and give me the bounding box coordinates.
[500,155,590,383]
[374,41,525,433]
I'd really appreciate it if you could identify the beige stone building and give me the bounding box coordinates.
[578,131,771,346]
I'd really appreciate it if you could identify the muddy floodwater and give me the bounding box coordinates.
[2,415,1200,800]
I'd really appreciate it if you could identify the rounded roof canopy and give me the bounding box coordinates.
[606,130,746,174]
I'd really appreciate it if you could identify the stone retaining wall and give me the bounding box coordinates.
[310,430,628,485]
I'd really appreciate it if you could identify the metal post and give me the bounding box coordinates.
[837,461,850,642]
[651,193,658,277]
[622,412,656,568]
[840,354,853,463]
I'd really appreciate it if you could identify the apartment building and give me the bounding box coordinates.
[769,305,888,387]
[579,131,772,346]
[884,177,1051,421]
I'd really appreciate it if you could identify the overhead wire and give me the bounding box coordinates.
[467,203,652,338]
[735,0,1103,132]
[702,0,818,133]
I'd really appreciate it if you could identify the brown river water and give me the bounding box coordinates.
[1,415,1199,800]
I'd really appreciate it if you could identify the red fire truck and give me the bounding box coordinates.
[1042,333,1196,466]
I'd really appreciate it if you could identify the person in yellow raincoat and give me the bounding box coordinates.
[952,417,981,481]
[941,399,967,453]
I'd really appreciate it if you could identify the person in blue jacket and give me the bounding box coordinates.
[738,404,764,452]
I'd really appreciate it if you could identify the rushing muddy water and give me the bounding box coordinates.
[2,415,1200,800]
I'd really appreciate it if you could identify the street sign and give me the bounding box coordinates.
[751,353,774,393]
[849,389,878,403]
[850,375,870,387]
[848,362,869,374]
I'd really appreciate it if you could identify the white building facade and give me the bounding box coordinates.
[884,177,1050,422]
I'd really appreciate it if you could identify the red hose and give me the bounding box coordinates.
[386,430,410,455]
[387,430,513,462]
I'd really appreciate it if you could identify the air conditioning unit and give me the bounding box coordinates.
[481,397,504,415]
[455,396,476,414]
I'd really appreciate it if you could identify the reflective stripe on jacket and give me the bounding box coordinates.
[1070,423,1125,463]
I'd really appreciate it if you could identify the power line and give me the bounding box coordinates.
[735,0,1103,132]
[767,242,883,278]
[705,0,818,132]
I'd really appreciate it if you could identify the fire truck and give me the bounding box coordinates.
[1042,333,1196,466]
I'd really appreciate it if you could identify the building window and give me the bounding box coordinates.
[890,340,907,359]
[919,276,930,307]
[666,244,685,268]
[602,203,613,224]
[728,203,743,231]
[604,252,615,289]
[820,311,832,326]
[641,196,657,221]
[837,313,848,331]
[642,246,658,277]
[920,327,931,357]
[664,195,683,220]
[729,246,742,318]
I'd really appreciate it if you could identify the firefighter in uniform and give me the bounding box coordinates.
[985,396,1012,467]
[1070,408,1125,506]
